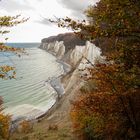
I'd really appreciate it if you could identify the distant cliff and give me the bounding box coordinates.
[40,33,86,53]
[40,33,103,67]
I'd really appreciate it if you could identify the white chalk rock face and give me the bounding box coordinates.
[70,45,85,66]
[42,43,48,49]
[42,41,65,59]
[41,41,103,68]
[47,42,56,51]
[70,41,102,67]
[54,41,65,59]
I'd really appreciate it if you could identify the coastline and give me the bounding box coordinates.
[11,57,81,139]
[11,45,83,139]
[36,55,71,120]
[10,49,72,131]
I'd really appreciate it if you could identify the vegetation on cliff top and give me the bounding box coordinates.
[41,33,86,53]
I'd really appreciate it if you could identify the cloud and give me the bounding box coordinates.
[0,0,33,12]
[34,0,99,26]
[0,0,99,42]
[56,0,99,18]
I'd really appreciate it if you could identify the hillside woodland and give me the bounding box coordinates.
[54,0,140,139]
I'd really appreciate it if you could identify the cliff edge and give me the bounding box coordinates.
[40,33,86,53]
[40,33,103,67]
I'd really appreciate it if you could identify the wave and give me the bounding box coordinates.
[0,46,64,121]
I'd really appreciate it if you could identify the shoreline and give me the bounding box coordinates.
[9,48,72,133]
[10,51,71,125]
[36,57,71,120]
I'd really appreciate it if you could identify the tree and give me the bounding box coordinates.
[0,14,28,139]
[52,0,140,139]
[0,15,28,79]
[0,97,11,140]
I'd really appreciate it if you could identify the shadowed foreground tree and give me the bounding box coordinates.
[52,0,140,139]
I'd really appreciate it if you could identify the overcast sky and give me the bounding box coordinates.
[0,0,98,42]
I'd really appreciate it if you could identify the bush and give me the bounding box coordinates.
[48,124,58,131]
[19,120,33,134]
[0,97,11,139]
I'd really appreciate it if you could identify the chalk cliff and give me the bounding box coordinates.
[40,33,86,53]
[40,33,103,68]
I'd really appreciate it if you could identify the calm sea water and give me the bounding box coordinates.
[0,43,64,120]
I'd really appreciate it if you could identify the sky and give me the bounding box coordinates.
[0,0,98,42]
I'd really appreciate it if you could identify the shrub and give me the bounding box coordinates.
[19,120,33,134]
[0,97,11,139]
[48,124,58,131]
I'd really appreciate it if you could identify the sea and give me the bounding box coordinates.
[0,43,65,121]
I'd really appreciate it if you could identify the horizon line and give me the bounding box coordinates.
[6,42,41,43]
